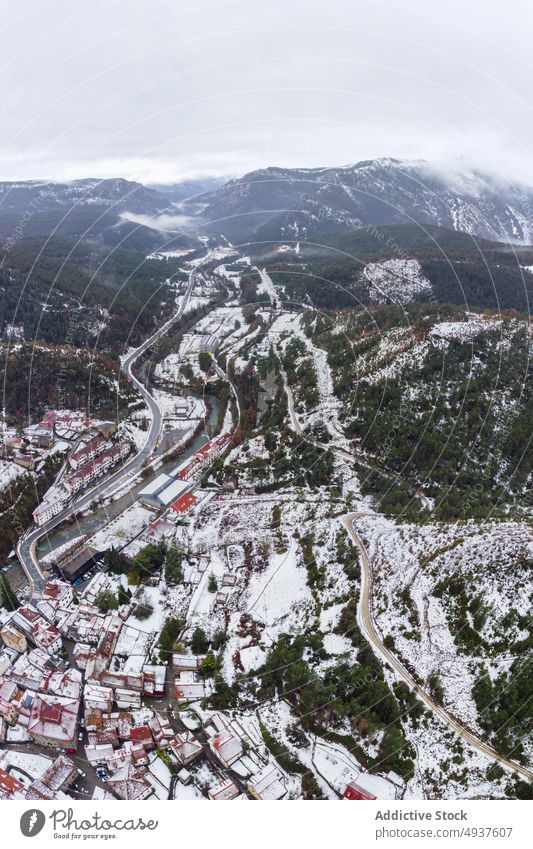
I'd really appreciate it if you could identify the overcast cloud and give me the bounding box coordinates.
[1,0,533,185]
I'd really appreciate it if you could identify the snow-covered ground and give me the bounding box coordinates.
[356,513,532,757]
[88,502,153,550]
[364,258,432,304]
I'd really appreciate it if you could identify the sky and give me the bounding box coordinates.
[1,0,533,186]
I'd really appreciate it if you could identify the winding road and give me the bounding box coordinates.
[343,512,533,782]
[267,283,532,783]
[16,257,203,594]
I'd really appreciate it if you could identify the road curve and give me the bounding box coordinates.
[16,259,202,594]
[343,512,533,782]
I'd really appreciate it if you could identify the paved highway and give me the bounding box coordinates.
[16,258,203,594]
[343,512,533,783]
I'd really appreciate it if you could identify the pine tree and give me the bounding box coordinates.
[165,546,183,584]
[191,626,209,655]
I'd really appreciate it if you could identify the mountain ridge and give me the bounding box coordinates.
[197,158,533,245]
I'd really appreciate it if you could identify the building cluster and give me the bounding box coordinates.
[1,409,114,472]
[137,431,231,513]
[0,751,78,800]
[32,432,130,526]
[0,566,296,801]
[175,431,232,482]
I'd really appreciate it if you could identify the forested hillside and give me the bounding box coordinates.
[305,305,532,519]
[0,343,138,426]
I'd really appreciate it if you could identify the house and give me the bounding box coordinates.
[28,427,54,450]
[78,570,110,605]
[25,780,62,801]
[143,519,175,545]
[106,711,134,741]
[169,730,203,765]
[100,668,143,692]
[0,651,11,677]
[171,492,198,514]
[0,767,26,800]
[1,624,27,653]
[214,591,228,608]
[343,782,377,800]
[85,709,134,739]
[106,763,152,801]
[68,435,108,470]
[13,452,37,471]
[84,683,113,713]
[10,606,62,654]
[88,727,119,747]
[248,764,287,800]
[174,676,206,703]
[8,652,79,696]
[38,754,77,793]
[208,726,243,767]
[106,742,148,771]
[40,578,73,607]
[130,725,154,750]
[41,668,83,700]
[175,433,230,482]
[114,688,141,710]
[148,714,174,749]
[95,614,122,660]
[172,654,204,674]
[0,694,19,724]
[64,442,129,495]
[142,664,166,697]
[33,487,68,526]
[175,456,201,481]
[85,743,115,766]
[222,573,236,587]
[177,767,192,785]
[208,777,240,800]
[0,677,19,703]
[27,693,80,748]
[72,644,95,671]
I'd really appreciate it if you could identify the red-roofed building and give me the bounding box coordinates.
[343,782,377,800]
[130,725,154,749]
[106,763,152,801]
[209,727,243,767]
[27,693,79,748]
[170,730,202,765]
[142,665,166,697]
[69,435,107,470]
[0,767,26,800]
[171,492,198,513]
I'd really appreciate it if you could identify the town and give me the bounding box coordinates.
[0,245,530,806]
[0,249,397,803]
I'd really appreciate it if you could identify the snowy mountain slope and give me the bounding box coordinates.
[0,177,171,216]
[200,158,533,244]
